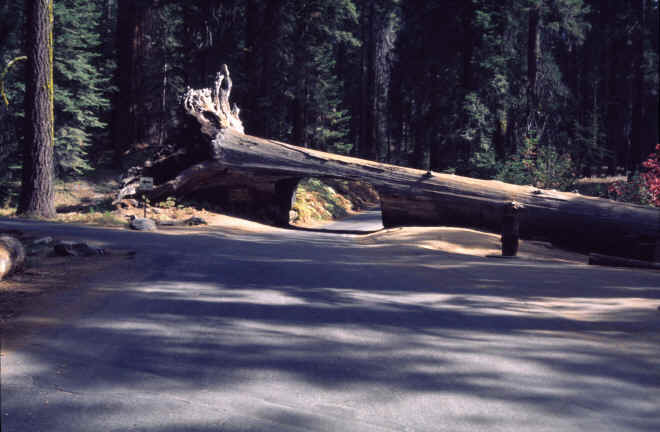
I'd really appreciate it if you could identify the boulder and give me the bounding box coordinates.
[0,235,26,280]
[54,241,104,257]
[130,217,158,231]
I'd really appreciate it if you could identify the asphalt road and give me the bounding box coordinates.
[1,215,660,431]
[319,209,384,232]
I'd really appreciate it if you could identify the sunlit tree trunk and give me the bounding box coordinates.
[19,0,55,218]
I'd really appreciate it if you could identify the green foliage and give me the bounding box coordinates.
[292,177,351,222]
[497,135,577,190]
[53,0,112,177]
[0,0,25,206]
[462,93,497,178]
[55,126,92,175]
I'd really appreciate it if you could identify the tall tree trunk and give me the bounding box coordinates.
[258,1,282,139]
[244,0,260,135]
[388,55,404,163]
[358,1,376,159]
[630,0,645,170]
[374,5,397,161]
[291,54,307,148]
[113,0,136,166]
[19,0,55,218]
[526,3,541,133]
[606,38,625,172]
[113,0,159,167]
[461,0,475,92]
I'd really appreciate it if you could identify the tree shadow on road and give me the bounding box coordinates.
[2,221,660,431]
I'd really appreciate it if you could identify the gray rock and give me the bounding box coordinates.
[130,217,158,231]
[54,241,103,257]
[31,236,53,246]
[184,217,207,226]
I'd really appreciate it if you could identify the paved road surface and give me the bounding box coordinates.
[1,215,660,431]
[319,209,383,232]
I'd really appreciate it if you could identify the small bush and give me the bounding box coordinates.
[608,172,652,205]
[641,144,660,206]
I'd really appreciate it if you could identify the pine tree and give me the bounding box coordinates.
[0,0,25,205]
[53,0,111,176]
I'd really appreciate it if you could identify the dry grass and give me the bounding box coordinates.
[576,175,627,184]
[574,175,626,198]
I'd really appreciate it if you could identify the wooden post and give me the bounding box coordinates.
[502,201,523,256]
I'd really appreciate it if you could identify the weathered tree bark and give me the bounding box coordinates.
[19,0,55,218]
[124,68,660,260]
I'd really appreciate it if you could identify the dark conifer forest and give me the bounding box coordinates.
[1,0,659,210]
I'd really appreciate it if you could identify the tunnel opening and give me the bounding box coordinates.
[288,177,383,232]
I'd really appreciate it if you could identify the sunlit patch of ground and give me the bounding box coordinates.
[361,226,587,264]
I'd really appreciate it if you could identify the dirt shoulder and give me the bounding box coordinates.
[0,254,127,324]
[0,212,279,330]
[0,226,137,330]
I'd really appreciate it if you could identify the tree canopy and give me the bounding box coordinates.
[1,0,658,206]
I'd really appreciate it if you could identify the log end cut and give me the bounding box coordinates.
[0,235,26,280]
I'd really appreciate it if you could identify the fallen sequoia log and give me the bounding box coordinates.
[120,66,660,260]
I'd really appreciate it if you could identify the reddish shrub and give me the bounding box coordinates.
[641,144,660,206]
[607,144,659,207]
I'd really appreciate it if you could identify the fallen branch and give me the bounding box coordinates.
[588,253,660,270]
